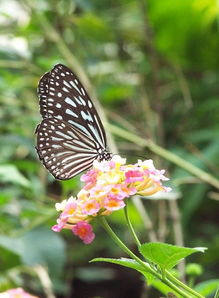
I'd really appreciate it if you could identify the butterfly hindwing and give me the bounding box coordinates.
[36,118,99,180]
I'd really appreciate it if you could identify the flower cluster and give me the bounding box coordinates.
[52,156,171,244]
[0,288,39,298]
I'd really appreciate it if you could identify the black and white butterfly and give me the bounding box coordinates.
[35,64,112,180]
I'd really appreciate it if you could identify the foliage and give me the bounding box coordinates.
[0,0,218,297]
[139,243,206,271]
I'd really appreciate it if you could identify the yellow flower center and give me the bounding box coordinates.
[69,207,77,215]
[86,202,95,211]
[107,200,118,208]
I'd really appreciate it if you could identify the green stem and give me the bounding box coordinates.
[99,217,156,275]
[124,205,141,247]
[124,205,203,297]
[108,123,219,189]
[166,271,204,298]
[162,278,191,298]
[99,217,192,298]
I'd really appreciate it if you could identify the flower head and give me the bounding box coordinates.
[52,155,171,244]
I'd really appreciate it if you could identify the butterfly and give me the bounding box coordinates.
[35,64,112,180]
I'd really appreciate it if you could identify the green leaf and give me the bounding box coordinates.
[91,257,178,296]
[139,242,207,270]
[91,257,145,272]
[194,279,219,297]
[91,257,155,284]
[0,165,30,187]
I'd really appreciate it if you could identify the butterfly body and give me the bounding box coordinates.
[36,64,111,180]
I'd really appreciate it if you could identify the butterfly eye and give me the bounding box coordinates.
[36,64,112,180]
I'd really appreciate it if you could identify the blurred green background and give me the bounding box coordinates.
[0,0,219,297]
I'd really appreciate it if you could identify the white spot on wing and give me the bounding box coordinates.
[51,144,62,149]
[70,80,82,94]
[68,120,91,136]
[65,97,77,107]
[94,114,105,146]
[56,131,72,140]
[66,108,78,118]
[51,136,63,141]
[81,88,85,95]
[74,96,83,105]
[81,110,93,122]
[88,100,92,108]
[88,124,103,146]
[56,115,63,120]
[63,80,72,88]
[62,87,69,93]
[79,96,86,106]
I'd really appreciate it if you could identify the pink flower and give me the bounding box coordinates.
[81,169,98,189]
[104,196,126,211]
[82,199,100,215]
[61,201,77,219]
[89,184,112,200]
[125,169,144,183]
[145,168,169,182]
[108,160,115,168]
[52,218,67,232]
[72,221,95,244]
[0,288,39,298]
[109,184,134,200]
[120,184,137,196]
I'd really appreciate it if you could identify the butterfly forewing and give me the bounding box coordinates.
[38,64,106,148]
[36,64,111,180]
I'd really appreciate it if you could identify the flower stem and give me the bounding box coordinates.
[166,271,204,298]
[99,216,193,298]
[99,216,160,278]
[123,206,204,297]
[124,205,141,247]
